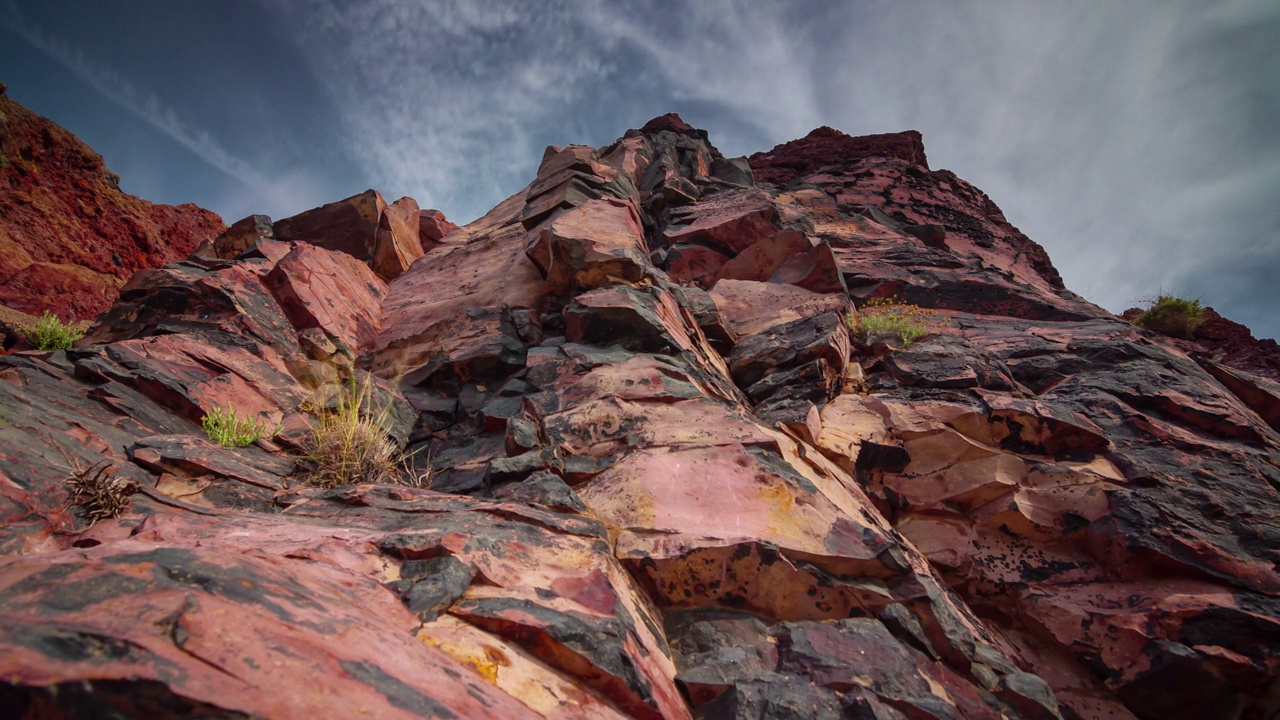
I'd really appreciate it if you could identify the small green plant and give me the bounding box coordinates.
[22,311,84,350]
[300,380,417,488]
[201,405,279,447]
[849,297,945,347]
[1134,294,1204,340]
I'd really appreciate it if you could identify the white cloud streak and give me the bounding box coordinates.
[5,0,1276,336]
[0,2,331,222]
[259,0,619,221]
[0,3,266,188]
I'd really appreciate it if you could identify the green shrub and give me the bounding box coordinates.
[1134,294,1204,339]
[202,405,279,447]
[300,381,416,488]
[22,311,84,350]
[849,297,944,347]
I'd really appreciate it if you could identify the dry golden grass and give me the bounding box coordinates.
[300,381,420,488]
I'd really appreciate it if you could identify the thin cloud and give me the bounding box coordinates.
[3,0,1275,337]
[261,0,619,222]
[0,4,266,189]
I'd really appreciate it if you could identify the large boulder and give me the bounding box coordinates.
[272,190,427,281]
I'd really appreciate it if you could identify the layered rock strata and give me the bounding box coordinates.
[0,114,1277,720]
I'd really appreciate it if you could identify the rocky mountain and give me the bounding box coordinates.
[1,110,1278,720]
[0,84,224,325]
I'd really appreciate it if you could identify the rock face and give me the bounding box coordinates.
[0,91,224,322]
[1123,306,1280,382]
[749,126,929,183]
[1,113,1278,720]
[271,189,428,281]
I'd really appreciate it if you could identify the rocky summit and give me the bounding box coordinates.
[0,104,1278,720]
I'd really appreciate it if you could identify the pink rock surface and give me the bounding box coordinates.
[526,197,648,294]
[662,188,779,256]
[265,242,387,356]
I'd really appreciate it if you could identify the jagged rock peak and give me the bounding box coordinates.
[639,112,696,135]
[750,126,929,185]
[632,112,715,145]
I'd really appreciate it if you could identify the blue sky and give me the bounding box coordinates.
[2,0,1278,339]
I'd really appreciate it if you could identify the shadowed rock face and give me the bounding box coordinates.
[1,111,1279,720]
[0,91,224,323]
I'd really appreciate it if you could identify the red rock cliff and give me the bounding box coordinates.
[0,112,1277,720]
[0,86,224,322]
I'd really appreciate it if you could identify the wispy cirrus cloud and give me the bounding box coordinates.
[3,0,1276,337]
[0,2,267,188]
[0,2,333,222]
[568,0,1280,336]
[260,0,621,221]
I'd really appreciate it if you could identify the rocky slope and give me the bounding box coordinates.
[0,84,224,325]
[0,115,1278,720]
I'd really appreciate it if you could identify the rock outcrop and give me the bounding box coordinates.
[0,90,224,322]
[1122,306,1280,382]
[1,112,1278,720]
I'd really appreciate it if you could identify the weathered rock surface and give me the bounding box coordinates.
[272,189,426,281]
[1,111,1278,720]
[749,126,930,183]
[0,91,224,321]
[1122,305,1280,382]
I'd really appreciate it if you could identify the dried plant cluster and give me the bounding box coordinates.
[68,461,136,526]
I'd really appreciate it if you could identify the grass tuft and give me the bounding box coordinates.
[849,297,945,347]
[202,405,279,447]
[1134,294,1204,340]
[300,381,422,488]
[23,311,84,351]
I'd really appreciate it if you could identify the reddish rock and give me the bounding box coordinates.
[749,126,930,184]
[639,112,697,136]
[1167,307,1279,381]
[2,112,1279,720]
[0,262,123,321]
[664,243,731,286]
[418,208,458,250]
[0,92,224,320]
[201,213,274,259]
[662,188,780,256]
[379,195,424,277]
[264,242,388,357]
[525,197,649,294]
[272,190,428,281]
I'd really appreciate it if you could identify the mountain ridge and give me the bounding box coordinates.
[0,105,1278,720]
